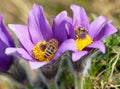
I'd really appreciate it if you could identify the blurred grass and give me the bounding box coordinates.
[0,0,120,89]
[0,0,92,24]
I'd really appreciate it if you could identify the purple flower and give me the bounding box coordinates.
[67,4,117,62]
[6,4,76,69]
[0,14,15,72]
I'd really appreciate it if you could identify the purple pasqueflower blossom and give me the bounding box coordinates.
[67,4,117,62]
[0,14,15,72]
[5,4,76,70]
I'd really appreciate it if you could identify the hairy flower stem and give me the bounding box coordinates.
[8,58,29,84]
[55,51,76,89]
[40,52,70,89]
[46,79,58,89]
[40,57,61,80]
[73,50,96,89]
[75,73,84,89]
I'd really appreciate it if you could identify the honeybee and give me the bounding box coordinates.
[75,26,88,39]
[44,39,58,58]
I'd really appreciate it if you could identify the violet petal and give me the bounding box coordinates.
[89,16,107,39]
[70,4,89,30]
[52,11,68,44]
[95,21,117,41]
[66,22,76,39]
[72,51,88,62]
[87,41,105,53]
[28,4,53,44]
[5,48,33,61]
[0,14,15,47]
[8,24,34,55]
[0,39,13,72]
[29,61,49,70]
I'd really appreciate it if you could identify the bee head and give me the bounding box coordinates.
[75,26,88,38]
[40,44,46,51]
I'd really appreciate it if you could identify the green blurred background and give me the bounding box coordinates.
[0,0,120,25]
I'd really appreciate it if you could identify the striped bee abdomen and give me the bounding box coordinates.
[44,39,58,58]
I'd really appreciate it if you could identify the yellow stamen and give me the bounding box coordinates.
[32,41,54,62]
[76,34,93,51]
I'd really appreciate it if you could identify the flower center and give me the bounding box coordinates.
[32,39,58,62]
[75,26,93,51]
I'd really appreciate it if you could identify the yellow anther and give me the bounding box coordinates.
[32,41,46,61]
[76,34,93,51]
